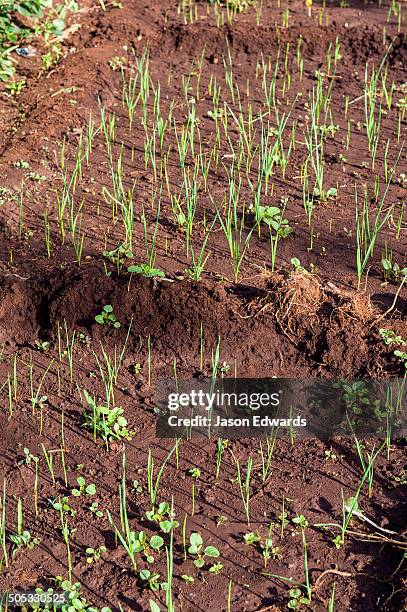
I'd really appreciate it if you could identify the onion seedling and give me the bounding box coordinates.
[185,217,216,281]
[59,501,72,581]
[233,455,253,526]
[128,200,164,278]
[0,480,8,569]
[60,412,68,487]
[259,427,278,483]
[265,516,311,605]
[107,451,142,574]
[9,498,39,557]
[188,467,200,515]
[40,444,56,486]
[316,442,385,548]
[355,184,394,288]
[147,441,179,513]
[214,169,256,283]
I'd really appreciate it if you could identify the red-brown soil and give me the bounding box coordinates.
[0,0,405,610]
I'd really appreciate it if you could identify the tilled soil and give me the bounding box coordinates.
[0,0,406,610]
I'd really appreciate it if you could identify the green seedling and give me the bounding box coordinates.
[257,202,292,271]
[95,304,121,328]
[139,569,167,593]
[188,467,201,515]
[71,476,96,497]
[216,438,229,479]
[107,453,139,573]
[103,242,133,274]
[280,496,289,538]
[18,448,39,516]
[35,340,50,352]
[88,501,104,518]
[394,349,407,370]
[40,444,57,485]
[292,515,309,529]
[132,531,164,564]
[209,562,224,574]
[234,455,253,526]
[82,389,134,444]
[333,380,376,420]
[18,447,38,466]
[244,525,281,567]
[146,501,179,534]
[53,577,112,612]
[287,588,311,610]
[128,263,165,278]
[78,332,91,346]
[316,443,385,548]
[354,145,402,288]
[93,328,132,408]
[85,545,107,564]
[381,255,407,282]
[188,532,220,568]
[0,480,7,569]
[244,531,261,545]
[181,574,194,583]
[48,496,76,517]
[164,497,175,612]
[259,428,278,482]
[9,498,39,557]
[147,441,179,514]
[265,514,311,606]
[184,218,216,281]
[128,197,164,276]
[291,257,309,274]
[379,329,405,346]
[132,479,143,494]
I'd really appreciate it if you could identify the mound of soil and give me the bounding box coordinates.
[0,0,405,610]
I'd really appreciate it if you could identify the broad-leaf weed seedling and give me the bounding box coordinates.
[95,304,121,328]
[86,545,107,564]
[133,531,164,564]
[53,577,112,612]
[49,496,76,517]
[71,475,96,497]
[139,568,167,593]
[0,2,79,84]
[8,498,39,557]
[381,251,407,282]
[128,263,165,278]
[188,531,220,568]
[88,501,104,518]
[146,501,180,534]
[379,328,405,347]
[244,525,282,567]
[379,329,407,370]
[264,514,311,607]
[82,388,134,444]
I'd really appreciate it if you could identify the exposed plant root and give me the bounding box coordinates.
[332,291,375,325]
[247,272,375,343]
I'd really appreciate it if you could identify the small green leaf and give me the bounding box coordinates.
[149,600,161,612]
[150,535,164,550]
[140,569,151,580]
[190,532,203,547]
[204,545,220,557]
